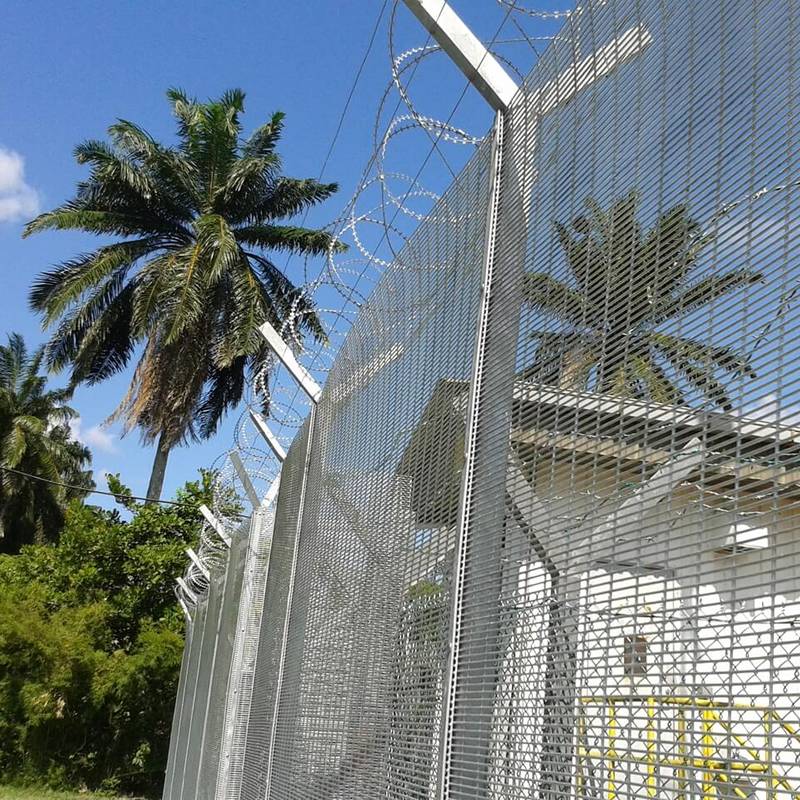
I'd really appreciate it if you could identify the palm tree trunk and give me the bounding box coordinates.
[146,431,171,503]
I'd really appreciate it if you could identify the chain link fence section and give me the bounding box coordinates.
[164,1,800,799]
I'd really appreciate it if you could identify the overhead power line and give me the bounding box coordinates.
[315,0,391,183]
[0,465,247,517]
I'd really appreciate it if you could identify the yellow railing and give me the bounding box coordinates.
[576,695,800,800]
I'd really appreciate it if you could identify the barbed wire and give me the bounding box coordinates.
[181,0,527,600]
[182,0,800,610]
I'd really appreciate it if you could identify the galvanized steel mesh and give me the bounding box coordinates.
[164,1,800,799]
[163,527,249,800]
[238,421,312,800]
[266,133,493,800]
[216,505,278,800]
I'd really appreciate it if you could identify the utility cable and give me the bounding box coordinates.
[0,465,248,517]
[314,0,391,184]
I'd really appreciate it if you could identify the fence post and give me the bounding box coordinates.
[437,107,526,799]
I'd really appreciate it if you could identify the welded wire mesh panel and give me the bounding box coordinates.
[264,135,494,800]
[238,421,311,800]
[196,533,249,800]
[443,1,800,799]
[181,571,225,800]
[163,619,195,800]
[165,595,209,800]
[217,505,277,800]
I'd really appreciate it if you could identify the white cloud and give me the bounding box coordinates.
[743,392,800,427]
[0,147,40,223]
[69,417,118,455]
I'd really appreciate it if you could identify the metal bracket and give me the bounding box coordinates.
[200,504,232,547]
[177,595,193,623]
[263,473,282,509]
[258,321,322,404]
[401,0,518,111]
[185,548,210,581]
[249,410,288,462]
[230,450,261,508]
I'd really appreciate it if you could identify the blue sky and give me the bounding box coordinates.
[0,1,565,504]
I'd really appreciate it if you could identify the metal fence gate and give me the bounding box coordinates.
[163,1,800,799]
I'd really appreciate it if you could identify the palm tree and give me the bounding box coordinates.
[523,191,761,410]
[26,89,342,501]
[520,192,765,796]
[0,333,93,553]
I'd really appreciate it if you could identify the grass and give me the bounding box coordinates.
[0,788,135,800]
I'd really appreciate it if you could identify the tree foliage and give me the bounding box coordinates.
[26,88,343,498]
[0,333,93,553]
[0,473,212,796]
[523,191,762,409]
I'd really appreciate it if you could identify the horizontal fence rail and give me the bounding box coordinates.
[163,1,800,799]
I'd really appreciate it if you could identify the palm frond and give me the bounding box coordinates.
[108,119,159,160]
[247,251,328,343]
[194,357,248,440]
[194,94,244,206]
[130,252,178,336]
[670,358,733,412]
[650,331,756,378]
[626,354,683,405]
[29,238,158,322]
[236,224,343,255]
[159,239,215,345]
[242,111,286,158]
[74,139,155,198]
[523,273,587,324]
[521,330,597,388]
[217,155,278,206]
[166,88,203,153]
[656,268,763,321]
[23,203,179,240]
[254,177,339,221]
[0,333,27,390]
[220,88,246,114]
[213,263,265,366]
[46,279,137,381]
[70,282,138,383]
[190,214,242,288]
[637,204,700,292]
[2,423,29,468]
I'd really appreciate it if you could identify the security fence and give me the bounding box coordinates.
[163,1,800,799]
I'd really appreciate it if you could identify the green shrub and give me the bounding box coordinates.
[0,473,214,797]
